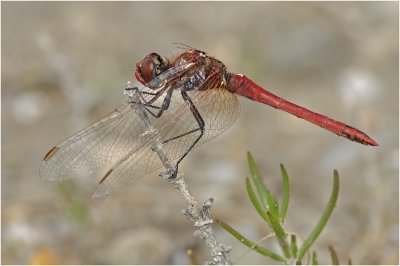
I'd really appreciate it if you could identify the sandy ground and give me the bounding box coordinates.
[2,2,398,264]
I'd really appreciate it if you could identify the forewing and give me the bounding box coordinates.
[41,85,240,197]
[40,103,151,182]
[93,87,240,196]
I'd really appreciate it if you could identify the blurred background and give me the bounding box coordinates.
[2,2,398,264]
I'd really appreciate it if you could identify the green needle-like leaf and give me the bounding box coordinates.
[215,219,287,263]
[280,163,290,224]
[246,177,271,225]
[247,152,280,220]
[266,211,291,258]
[247,152,268,209]
[290,234,298,258]
[297,170,340,261]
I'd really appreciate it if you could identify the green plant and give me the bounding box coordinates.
[216,152,341,264]
[57,180,89,223]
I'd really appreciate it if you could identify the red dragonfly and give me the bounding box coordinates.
[40,47,378,197]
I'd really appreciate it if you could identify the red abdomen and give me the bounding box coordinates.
[227,73,378,146]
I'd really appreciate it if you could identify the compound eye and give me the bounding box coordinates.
[136,53,169,84]
[137,54,156,83]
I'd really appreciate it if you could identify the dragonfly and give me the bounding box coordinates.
[40,47,378,197]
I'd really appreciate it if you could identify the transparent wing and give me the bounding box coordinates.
[94,87,240,196]
[40,86,240,197]
[39,103,151,182]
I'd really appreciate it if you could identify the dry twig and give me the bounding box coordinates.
[126,82,231,265]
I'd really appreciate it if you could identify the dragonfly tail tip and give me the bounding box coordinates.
[365,137,379,146]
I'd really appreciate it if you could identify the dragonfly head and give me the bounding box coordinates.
[135,53,170,86]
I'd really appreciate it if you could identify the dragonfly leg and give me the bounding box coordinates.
[136,91,161,110]
[145,89,174,118]
[168,90,205,178]
[126,85,174,118]
[127,85,205,179]
[146,88,205,178]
